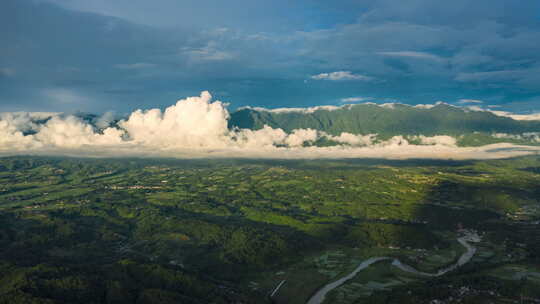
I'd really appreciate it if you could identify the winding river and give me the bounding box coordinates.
[306,232,480,304]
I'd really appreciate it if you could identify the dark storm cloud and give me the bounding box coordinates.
[1,0,540,113]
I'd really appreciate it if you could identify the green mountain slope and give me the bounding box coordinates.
[229,103,540,139]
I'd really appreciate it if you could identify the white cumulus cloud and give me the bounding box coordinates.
[488,110,540,121]
[1,91,539,160]
[340,97,373,103]
[411,135,457,146]
[311,71,373,81]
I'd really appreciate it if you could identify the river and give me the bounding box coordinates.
[306,232,480,304]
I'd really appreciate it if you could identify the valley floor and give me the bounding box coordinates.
[0,156,539,303]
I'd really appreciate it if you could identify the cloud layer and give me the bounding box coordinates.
[488,110,540,121]
[1,92,539,160]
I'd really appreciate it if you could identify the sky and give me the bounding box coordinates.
[1,0,540,114]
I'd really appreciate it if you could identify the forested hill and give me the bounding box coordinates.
[229,103,540,138]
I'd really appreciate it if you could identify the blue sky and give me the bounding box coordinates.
[1,0,540,114]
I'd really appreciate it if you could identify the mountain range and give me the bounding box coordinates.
[228,103,540,146]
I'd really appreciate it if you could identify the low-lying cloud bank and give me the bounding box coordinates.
[487,110,540,121]
[1,92,539,160]
[493,132,540,143]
